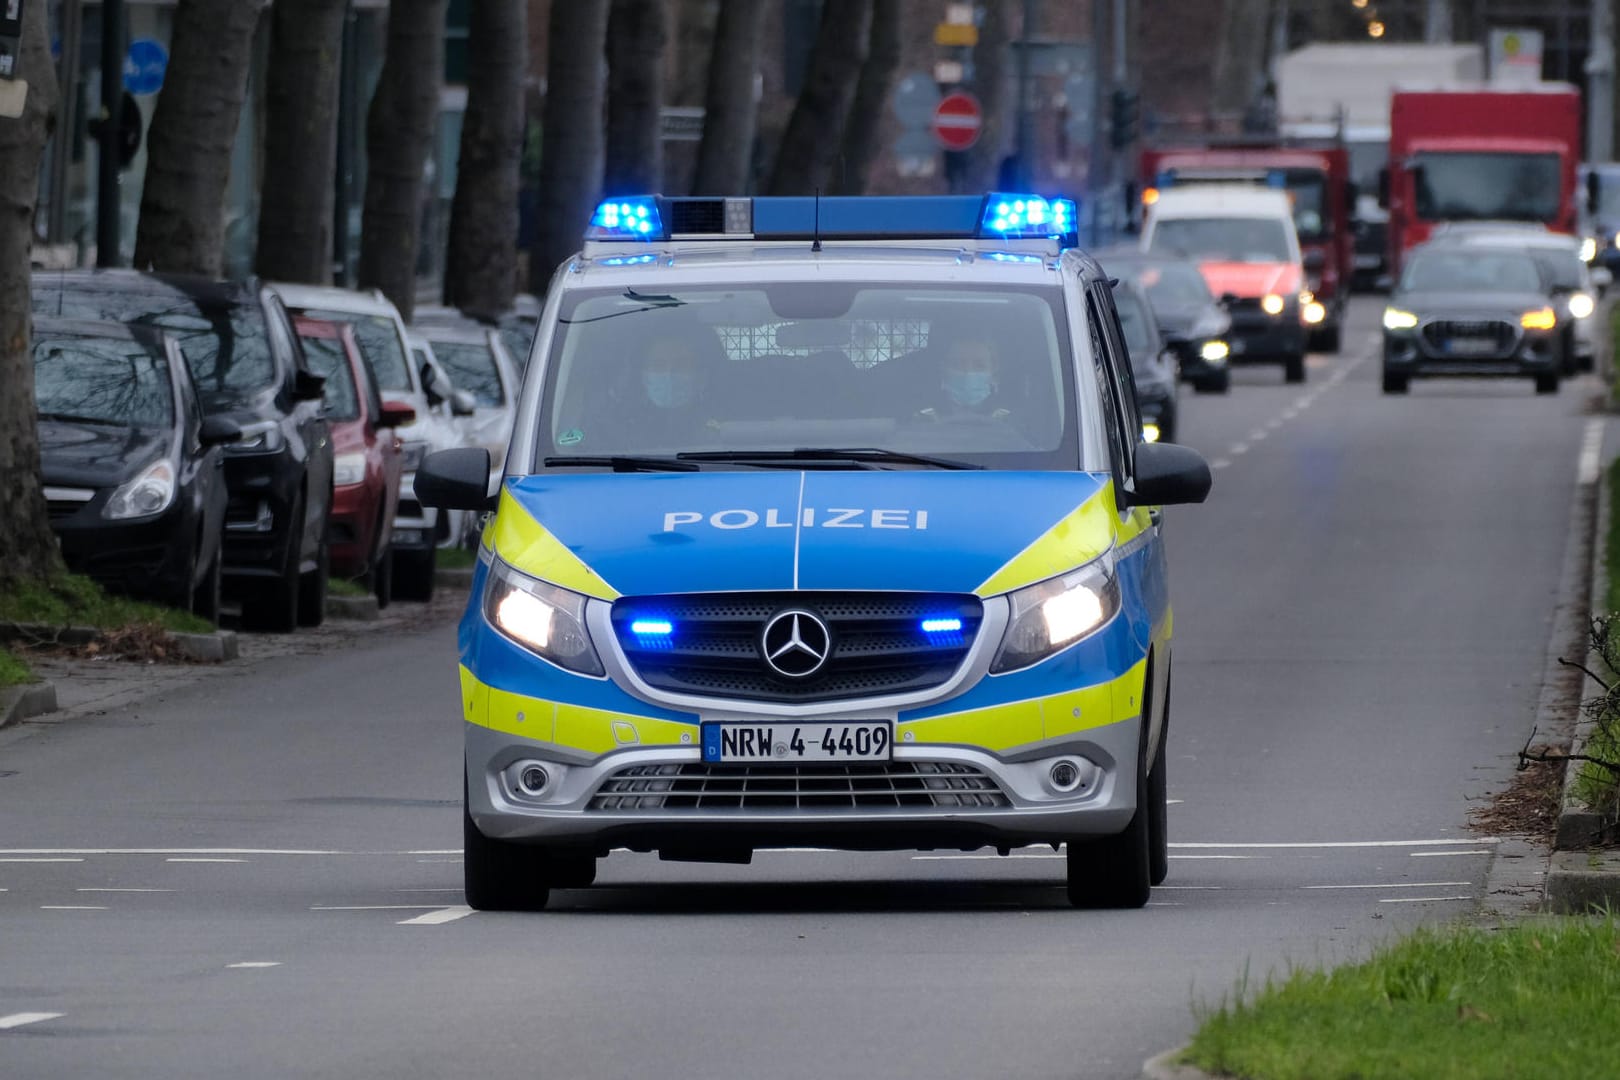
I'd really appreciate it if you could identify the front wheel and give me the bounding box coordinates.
[464,780,551,912]
[369,545,394,610]
[1193,369,1231,395]
[393,544,436,602]
[297,538,329,628]
[1283,353,1306,383]
[1534,372,1560,395]
[1382,371,1409,394]
[242,493,303,633]
[192,545,222,626]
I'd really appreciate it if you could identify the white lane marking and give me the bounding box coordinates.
[912,853,1061,861]
[1379,895,1473,904]
[1577,418,1603,486]
[1171,839,1497,849]
[1145,902,1184,907]
[1293,396,1312,409]
[407,850,461,856]
[311,905,447,911]
[416,858,462,864]
[1266,418,1284,430]
[76,888,174,893]
[1303,881,1470,890]
[0,848,337,855]
[1248,429,1269,442]
[1230,443,1249,455]
[226,962,282,969]
[1167,799,1184,805]
[398,906,475,926]
[0,1012,64,1030]
[166,858,245,863]
[1210,459,1232,469]
[0,857,84,863]
[1157,885,1222,890]
[1410,850,1491,857]
[393,888,464,893]
[1169,854,1262,860]
[40,905,107,911]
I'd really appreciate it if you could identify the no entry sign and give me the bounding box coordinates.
[932,91,982,152]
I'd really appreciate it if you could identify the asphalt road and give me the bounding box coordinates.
[0,296,1600,1079]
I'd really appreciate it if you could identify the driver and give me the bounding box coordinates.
[915,337,1014,423]
[619,328,722,449]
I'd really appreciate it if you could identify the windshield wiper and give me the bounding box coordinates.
[543,454,699,473]
[678,447,983,470]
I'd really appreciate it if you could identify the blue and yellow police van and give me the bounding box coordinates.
[415,194,1213,910]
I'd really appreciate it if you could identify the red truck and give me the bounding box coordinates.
[1139,142,1356,352]
[1383,85,1581,277]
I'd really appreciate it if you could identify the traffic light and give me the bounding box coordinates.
[1110,87,1139,150]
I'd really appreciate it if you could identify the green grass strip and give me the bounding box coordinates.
[327,577,371,598]
[1184,917,1620,1080]
[0,573,211,636]
[1608,459,1620,616]
[0,647,33,688]
[437,545,477,570]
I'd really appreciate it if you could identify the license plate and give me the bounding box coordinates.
[701,722,893,763]
[1445,338,1497,356]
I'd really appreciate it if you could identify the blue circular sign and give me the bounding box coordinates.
[123,39,168,96]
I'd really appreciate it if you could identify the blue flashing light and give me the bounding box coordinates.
[630,619,674,636]
[921,617,964,634]
[980,193,1077,240]
[587,197,665,241]
[600,253,659,266]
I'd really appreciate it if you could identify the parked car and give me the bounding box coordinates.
[412,322,519,488]
[272,284,472,601]
[1381,242,1563,394]
[1100,248,1232,393]
[1110,280,1181,444]
[32,270,334,631]
[293,316,415,607]
[32,319,241,621]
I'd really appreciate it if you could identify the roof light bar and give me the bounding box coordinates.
[979,193,1076,240]
[587,198,665,240]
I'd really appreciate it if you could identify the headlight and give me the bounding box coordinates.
[1261,293,1286,316]
[333,451,368,487]
[1520,307,1557,330]
[482,558,604,676]
[104,459,176,520]
[401,441,429,472]
[1141,423,1162,443]
[990,558,1121,674]
[1383,307,1419,330]
[1580,236,1598,263]
[1568,292,1595,319]
[1302,300,1327,325]
[1199,340,1230,363]
[231,420,283,453]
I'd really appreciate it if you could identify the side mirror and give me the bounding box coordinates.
[1126,441,1212,507]
[1218,292,1238,308]
[293,369,327,402]
[198,415,242,446]
[449,388,477,418]
[414,447,495,512]
[376,399,417,429]
[420,362,445,407]
[1302,249,1327,272]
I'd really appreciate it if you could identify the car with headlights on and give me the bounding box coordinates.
[1100,249,1232,394]
[1111,280,1181,444]
[32,270,334,631]
[412,192,1213,913]
[1381,243,1562,394]
[32,319,241,621]
[293,316,415,606]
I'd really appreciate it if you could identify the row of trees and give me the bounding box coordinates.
[0,0,910,589]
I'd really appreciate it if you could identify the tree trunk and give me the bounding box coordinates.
[830,0,900,196]
[443,0,526,318]
[254,0,346,285]
[952,0,1015,194]
[692,0,766,195]
[1211,0,1270,119]
[530,0,609,291]
[603,0,667,196]
[765,0,871,196]
[131,0,263,277]
[0,0,62,588]
[357,0,447,324]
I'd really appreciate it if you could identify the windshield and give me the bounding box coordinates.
[1113,290,1155,356]
[1593,174,1620,220]
[38,289,276,395]
[1528,250,1584,290]
[297,310,411,393]
[1412,152,1561,223]
[33,335,174,427]
[1149,217,1292,262]
[1401,249,1544,294]
[297,334,361,422]
[539,283,1079,470]
[430,340,505,406]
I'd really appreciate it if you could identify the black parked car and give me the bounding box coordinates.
[33,270,335,631]
[32,320,241,621]
[1100,249,1232,394]
[1111,280,1181,444]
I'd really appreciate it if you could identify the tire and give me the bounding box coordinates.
[369,545,394,610]
[1579,351,1596,375]
[550,853,598,889]
[464,777,551,912]
[242,493,303,633]
[1066,666,1155,910]
[1382,371,1409,394]
[1535,372,1560,395]
[297,539,329,628]
[393,544,437,602]
[191,546,222,626]
[1309,322,1341,354]
[1197,369,1231,395]
[1148,673,1171,888]
[1283,353,1306,383]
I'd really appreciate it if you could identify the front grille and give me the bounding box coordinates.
[1420,318,1516,358]
[47,499,85,522]
[612,591,983,703]
[589,762,1009,811]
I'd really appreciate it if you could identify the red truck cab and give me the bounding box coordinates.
[1383,86,1581,277]
[1140,143,1355,352]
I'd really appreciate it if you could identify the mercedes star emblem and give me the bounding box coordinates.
[760,609,832,679]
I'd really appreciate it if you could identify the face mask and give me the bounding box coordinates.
[644,371,695,408]
[944,371,994,407]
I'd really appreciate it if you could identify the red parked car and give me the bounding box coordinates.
[293,316,414,606]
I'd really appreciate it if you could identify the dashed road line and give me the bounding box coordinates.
[0,857,84,863]
[398,906,476,925]
[166,858,246,864]
[311,905,446,911]
[0,1012,64,1030]
[1172,839,1496,849]
[76,887,174,893]
[1410,849,1491,857]
[226,962,282,969]
[40,905,107,911]
[1303,881,1470,890]
[1379,895,1472,904]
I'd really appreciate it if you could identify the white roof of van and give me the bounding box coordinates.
[271,282,403,319]
[1146,187,1294,219]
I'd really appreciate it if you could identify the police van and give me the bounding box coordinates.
[415,194,1213,910]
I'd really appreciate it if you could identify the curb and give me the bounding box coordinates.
[168,629,239,662]
[434,566,474,589]
[325,594,381,621]
[0,680,58,729]
[0,622,238,663]
[1546,848,1620,914]
[1142,1047,1212,1080]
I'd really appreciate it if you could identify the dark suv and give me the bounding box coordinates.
[33,270,335,631]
